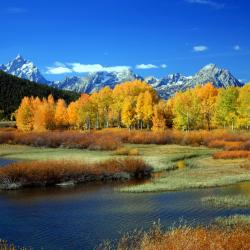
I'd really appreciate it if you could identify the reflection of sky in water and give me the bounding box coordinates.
[0,158,250,250]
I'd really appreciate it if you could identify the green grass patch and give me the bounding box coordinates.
[120,155,250,192]
[215,215,250,226]
[202,195,250,208]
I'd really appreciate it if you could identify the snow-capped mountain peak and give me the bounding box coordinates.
[0,55,245,99]
[0,55,49,84]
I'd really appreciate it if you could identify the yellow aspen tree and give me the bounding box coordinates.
[142,91,153,130]
[172,90,201,131]
[98,87,113,128]
[33,98,49,131]
[77,94,91,130]
[196,83,218,130]
[214,87,239,130]
[16,97,34,131]
[136,93,145,129]
[152,101,167,131]
[33,96,55,131]
[237,84,250,129]
[121,97,135,130]
[55,99,68,128]
[67,101,78,128]
[46,95,56,130]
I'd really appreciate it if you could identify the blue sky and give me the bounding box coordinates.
[0,0,250,81]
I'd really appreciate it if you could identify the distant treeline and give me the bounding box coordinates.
[0,70,79,119]
[15,79,250,131]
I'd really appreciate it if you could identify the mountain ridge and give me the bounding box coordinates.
[0,55,244,99]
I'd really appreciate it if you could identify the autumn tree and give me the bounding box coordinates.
[237,84,250,129]
[55,99,68,128]
[172,89,201,130]
[152,101,167,131]
[33,95,55,131]
[136,93,145,129]
[196,83,218,130]
[97,87,113,128]
[143,91,154,129]
[67,101,78,128]
[214,87,239,130]
[16,97,34,131]
[121,97,135,130]
[77,94,91,130]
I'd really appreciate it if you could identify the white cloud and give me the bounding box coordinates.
[234,45,241,51]
[46,62,131,74]
[193,45,208,52]
[161,64,167,68]
[46,62,72,74]
[46,66,72,75]
[136,64,158,69]
[186,0,224,9]
[69,63,130,73]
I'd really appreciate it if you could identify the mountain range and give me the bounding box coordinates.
[0,55,245,99]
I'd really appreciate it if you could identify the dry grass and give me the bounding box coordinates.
[213,151,250,159]
[0,239,28,250]
[98,223,250,250]
[202,195,250,208]
[215,215,250,227]
[114,147,140,156]
[1,129,250,151]
[0,158,151,189]
[0,130,122,151]
[240,162,250,170]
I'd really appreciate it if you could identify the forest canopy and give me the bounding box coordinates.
[0,70,79,119]
[14,79,250,131]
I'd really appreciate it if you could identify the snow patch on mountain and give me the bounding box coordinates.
[0,55,49,84]
[53,69,141,93]
[0,56,244,99]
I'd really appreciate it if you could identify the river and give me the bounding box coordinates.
[0,158,250,249]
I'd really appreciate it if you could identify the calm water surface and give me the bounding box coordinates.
[0,158,250,250]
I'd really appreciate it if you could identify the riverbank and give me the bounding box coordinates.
[98,222,250,250]
[0,159,151,190]
[1,143,250,192]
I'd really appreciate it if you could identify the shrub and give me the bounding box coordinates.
[98,223,250,250]
[2,128,250,152]
[213,151,250,159]
[0,158,152,189]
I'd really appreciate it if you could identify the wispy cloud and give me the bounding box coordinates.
[5,7,28,14]
[193,45,208,52]
[136,64,167,70]
[69,63,130,73]
[46,62,72,74]
[185,0,225,9]
[234,45,241,51]
[46,62,131,74]
[136,64,158,69]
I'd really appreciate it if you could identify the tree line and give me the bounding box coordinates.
[0,70,79,119]
[15,80,250,131]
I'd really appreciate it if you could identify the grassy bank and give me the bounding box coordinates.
[202,195,250,208]
[215,215,250,227]
[2,143,250,192]
[0,159,151,190]
[120,155,250,192]
[0,144,216,172]
[98,222,250,250]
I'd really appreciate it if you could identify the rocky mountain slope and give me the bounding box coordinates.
[1,55,244,99]
[0,55,49,84]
